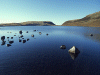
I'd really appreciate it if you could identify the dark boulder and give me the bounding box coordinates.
[7,37,9,39]
[90,34,93,36]
[19,30,22,34]
[1,36,5,40]
[22,38,24,39]
[19,39,21,42]
[9,41,14,44]
[11,37,13,39]
[22,40,26,43]
[20,35,23,38]
[1,41,6,45]
[6,44,11,47]
[46,33,49,35]
[27,38,29,41]
[60,45,66,49]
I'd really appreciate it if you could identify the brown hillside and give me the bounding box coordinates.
[62,11,100,27]
[0,21,55,26]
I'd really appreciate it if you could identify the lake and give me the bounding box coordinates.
[0,26,100,75]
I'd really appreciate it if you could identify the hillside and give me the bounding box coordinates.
[62,11,100,27]
[0,21,55,26]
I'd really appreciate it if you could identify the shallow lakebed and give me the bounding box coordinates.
[0,26,100,75]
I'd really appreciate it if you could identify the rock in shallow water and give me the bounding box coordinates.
[39,32,42,35]
[46,33,49,35]
[6,44,11,47]
[19,39,21,42]
[9,41,14,44]
[11,37,13,39]
[68,46,80,54]
[31,34,34,37]
[27,38,29,41]
[1,36,5,40]
[90,34,93,36]
[19,30,22,34]
[60,45,66,49]
[22,40,26,43]
[26,31,28,33]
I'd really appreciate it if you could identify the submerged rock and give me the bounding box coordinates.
[68,46,80,54]
[60,45,66,49]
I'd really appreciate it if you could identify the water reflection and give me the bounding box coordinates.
[0,26,100,75]
[69,52,80,60]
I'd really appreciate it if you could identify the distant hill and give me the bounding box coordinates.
[0,21,55,26]
[62,11,100,27]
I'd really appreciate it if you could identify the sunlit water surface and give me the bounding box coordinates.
[0,26,100,75]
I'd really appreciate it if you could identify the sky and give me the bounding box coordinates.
[0,0,100,25]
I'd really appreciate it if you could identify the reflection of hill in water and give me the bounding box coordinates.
[69,52,80,60]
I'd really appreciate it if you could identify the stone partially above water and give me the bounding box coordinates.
[60,45,66,49]
[90,34,93,36]
[31,34,34,37]
[39,32,42,35]
[1,36,5,40]
[68,46,80,54]
[19,30,22,34]
[6,44,11,47]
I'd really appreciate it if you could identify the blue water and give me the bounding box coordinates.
[0,26,100,75]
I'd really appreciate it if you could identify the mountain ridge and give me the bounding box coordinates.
[0,21,55,26]
[62,11,100,27]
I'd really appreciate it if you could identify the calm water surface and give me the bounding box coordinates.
[0,26,100,75]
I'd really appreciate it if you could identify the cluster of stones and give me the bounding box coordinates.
[1,36,14,47]
[1,29,49,47]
